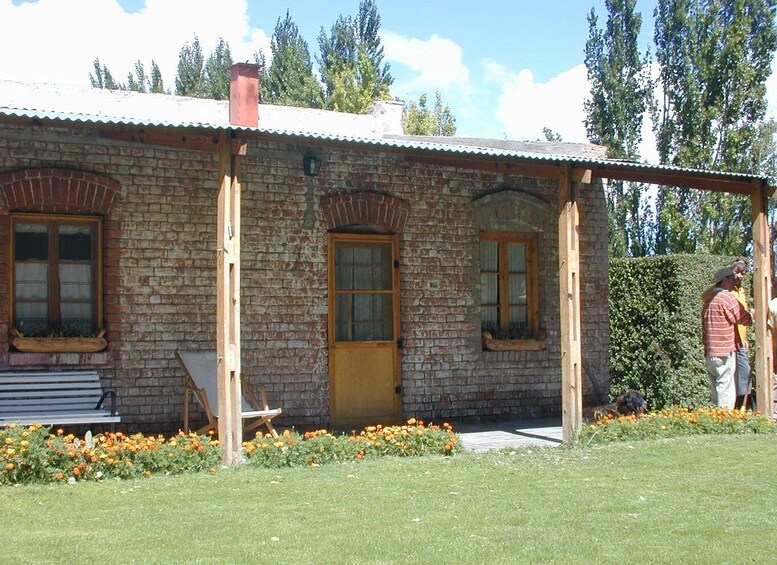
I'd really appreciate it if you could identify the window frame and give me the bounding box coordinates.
[10,213,103,335]
[479,231,539,336]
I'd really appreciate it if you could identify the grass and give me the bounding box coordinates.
[2,435,777,564]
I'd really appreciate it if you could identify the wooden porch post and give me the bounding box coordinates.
[751,180,773,416]
[216,132,243,464]
[558,163,583,441]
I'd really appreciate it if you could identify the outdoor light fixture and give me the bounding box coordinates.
[303,155,322,177]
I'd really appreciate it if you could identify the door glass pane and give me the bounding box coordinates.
[373,294,393,340]
[480,241,498,271]
[335,295,350,341]
[334,241,394,342]
[507,242,526,272]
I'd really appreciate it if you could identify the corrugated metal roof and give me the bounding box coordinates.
[0,105,770,184]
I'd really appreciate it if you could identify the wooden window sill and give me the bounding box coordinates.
[482,338,546,351]
[9,336,107,353]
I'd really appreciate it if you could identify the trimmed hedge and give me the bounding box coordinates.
[609,254,742,409]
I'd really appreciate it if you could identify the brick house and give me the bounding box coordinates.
[0,68,771,443]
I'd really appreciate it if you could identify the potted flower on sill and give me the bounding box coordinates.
[481,326,547,351]
[10,325,107,353]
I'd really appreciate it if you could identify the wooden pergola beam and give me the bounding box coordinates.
[558,163,583,441]
[751,180,774,416]
[589,165,761,195]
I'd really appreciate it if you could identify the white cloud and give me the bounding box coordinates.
[0,0,270,89]
[381,30,471,96]
[490,63,589,143]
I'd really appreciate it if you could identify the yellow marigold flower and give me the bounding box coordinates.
[6,448,16,456]
[4,438,13,445]
[273,441,284,448]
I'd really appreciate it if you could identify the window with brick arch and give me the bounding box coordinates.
[479,231,539,338]
[11,214,102,336]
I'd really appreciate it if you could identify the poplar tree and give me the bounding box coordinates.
[584,0,652,257]
[318,0,393,113]
[263,11,324,108]
[89,58,121,90]
[403,92,456,136]
[203,39,233,100]
[149,61,165,94]
[175,35,205,97]
[653,0,776,255]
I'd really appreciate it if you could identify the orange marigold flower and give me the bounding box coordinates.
[5,463,14,471]
[72,467,80,476]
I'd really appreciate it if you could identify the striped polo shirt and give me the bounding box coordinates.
[702,288,752,357]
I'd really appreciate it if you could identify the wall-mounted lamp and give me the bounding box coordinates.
[303,155,322,177]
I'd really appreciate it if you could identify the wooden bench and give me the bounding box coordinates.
[0,370,120,431]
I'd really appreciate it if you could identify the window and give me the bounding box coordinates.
[479,231,539,338]
[11,214,102,336]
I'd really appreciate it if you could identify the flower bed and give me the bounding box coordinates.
[1,425,220,485]
[1,419,460,485]
[579,406,777,444]
[243,419,459,468]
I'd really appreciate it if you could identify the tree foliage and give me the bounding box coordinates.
[86,4,457,132]
[584,0,653,257]
[652,0,776,255]
[263,10,324,108]
[203,38,233,100]
[89,58,121,90]
[403,92,457,136]
[175,35,205,97]
[317,0,393,113]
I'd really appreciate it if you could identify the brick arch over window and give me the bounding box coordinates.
[0,168,119,215]
[472,189,552,232]
[321,192,411,233]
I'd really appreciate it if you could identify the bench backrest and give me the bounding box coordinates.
[0,371,108,416]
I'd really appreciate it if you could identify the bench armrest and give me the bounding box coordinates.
[96,389,117,416]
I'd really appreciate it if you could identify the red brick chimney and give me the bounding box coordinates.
[229,63,260,127]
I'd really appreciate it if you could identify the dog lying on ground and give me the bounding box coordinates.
[592,389,648,419]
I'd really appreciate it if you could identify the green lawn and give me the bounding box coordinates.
[2,435,776,564]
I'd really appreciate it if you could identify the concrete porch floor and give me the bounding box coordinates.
[453,418,564,451]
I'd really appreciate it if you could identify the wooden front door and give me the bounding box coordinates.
[328,233,401,429]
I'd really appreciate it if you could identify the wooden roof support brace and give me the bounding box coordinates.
[558,163,583,441]
[751,180,774,416]
[216,131,244,464]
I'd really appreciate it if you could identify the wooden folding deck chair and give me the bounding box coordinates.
[175,351,281,438]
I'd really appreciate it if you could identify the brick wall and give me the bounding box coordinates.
[0,124,609,432]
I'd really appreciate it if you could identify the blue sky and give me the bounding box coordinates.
[1,0,773,160]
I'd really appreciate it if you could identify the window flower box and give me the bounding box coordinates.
[481,330,546,351]
[9,328,107,353]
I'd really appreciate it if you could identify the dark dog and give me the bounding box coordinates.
[592,389,648,419]
[613,389,648,415]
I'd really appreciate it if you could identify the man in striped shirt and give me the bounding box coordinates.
[702,267,753,409]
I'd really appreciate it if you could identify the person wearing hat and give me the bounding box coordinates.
[701,266,753,409]
[701,259,752,408]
